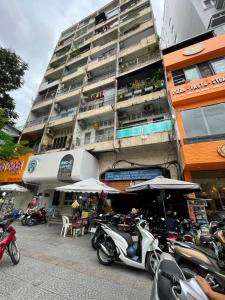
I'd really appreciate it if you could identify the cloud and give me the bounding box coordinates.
[0,0,110,127]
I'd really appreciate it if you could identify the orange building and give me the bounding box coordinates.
[163,32,225,211]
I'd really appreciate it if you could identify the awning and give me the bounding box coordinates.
[55,178,121,194]
[126,176,201,192]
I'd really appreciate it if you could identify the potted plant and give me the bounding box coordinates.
[132,80,144,95]
[144,79,154,93]
[51,60,61,69]
[70,48,81,58]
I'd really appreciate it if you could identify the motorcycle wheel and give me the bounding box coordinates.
[27,218,35,226]
[8,241,20,265]
[91,235,98,250]
[21,217,27,226]
[146,251,161,277]
[97,246,113,266]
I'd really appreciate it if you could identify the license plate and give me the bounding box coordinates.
[90,227,97,233]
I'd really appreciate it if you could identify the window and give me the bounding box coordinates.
[52,136,67,149]
[184,66,200,82]
[181,103,225,138]
[202,0,215,9]
[198,62,213,78]
[211,57,225,74]
[172,56,225,86]
[84,132,91,144]
[209,10,225,27]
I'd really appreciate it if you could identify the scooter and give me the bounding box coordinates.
[97,217,161,275]
[0,218,20,265]
[26,207,47,226]
[168,240,225,293]
[150,252,208,300]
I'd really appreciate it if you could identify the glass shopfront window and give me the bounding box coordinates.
[191,170,225,211]
[181,103,225,138]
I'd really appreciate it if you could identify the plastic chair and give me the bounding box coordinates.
[61,216,72,237]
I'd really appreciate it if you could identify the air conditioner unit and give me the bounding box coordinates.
[46,128,54,137]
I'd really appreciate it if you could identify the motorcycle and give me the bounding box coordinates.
[168,240,225,293]
[96,217,161,276]
[26,207,47,226]
[0,218,20,265]
[150,252,208,300]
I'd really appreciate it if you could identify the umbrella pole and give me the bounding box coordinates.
[160,190,166,218]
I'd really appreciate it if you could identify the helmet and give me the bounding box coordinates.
[127,245,136,258]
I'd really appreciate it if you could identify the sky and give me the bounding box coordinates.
[0,0,164,128]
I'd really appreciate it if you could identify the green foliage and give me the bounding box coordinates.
[147,35,160,56]
[70,48,81,58]
[132,80,145,91]
[0,47,28,123]
[0,132,30,160]
[0,109,31,160]
[0,109,8,130]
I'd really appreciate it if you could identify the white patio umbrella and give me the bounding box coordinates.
[126,176,201,192]
[55,178,121,194]
[0,184,28,192]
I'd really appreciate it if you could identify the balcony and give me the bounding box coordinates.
[79,95,114,113]
[48,110,77,128]
[120,6,151,27]
[35,89,57,104]
[83,72,116,92]
[119,35,156,57]
[39,79,60,92]
[92,26,118,43]
[87,52,116,71]
[56,82,82,102]
[23,116,48,134]
[120,19,153,41]
[62,66,86,82]
[119,53,160,75]
[121,0,148,15]
[117,119,172,138]
[56,36,73,51]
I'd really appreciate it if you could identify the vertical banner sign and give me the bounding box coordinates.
[57,154,74,182]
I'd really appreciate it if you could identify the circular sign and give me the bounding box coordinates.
[27,159,39,173]
[217,144,225,158]
[183,44,205,56]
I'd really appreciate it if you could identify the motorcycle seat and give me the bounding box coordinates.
[189,244,217,260]
[158,260,184,300]
[108,225,133,246]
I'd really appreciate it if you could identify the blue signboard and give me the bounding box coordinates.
[105,169,162,181]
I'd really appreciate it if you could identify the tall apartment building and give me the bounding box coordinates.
[20,0,177,209]
[162,0,225,48]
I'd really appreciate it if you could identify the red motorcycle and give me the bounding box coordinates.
[0,218,20,265]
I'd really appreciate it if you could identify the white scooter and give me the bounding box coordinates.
[96,217,161,275]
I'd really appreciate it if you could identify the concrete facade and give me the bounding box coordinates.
[162,0,225,48]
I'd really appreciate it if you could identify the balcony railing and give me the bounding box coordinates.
[79,96,114,113]
[78,131,114,146]
[119,53,160,73]
[87,72,116,85]
[49,109,77,122]
[25,116,48,128]
[90,49,116,64]
[57,36,74,49]
[117,81,165,102]
[116,119,172,139]
[57,82,82,95]
[35,89,57,103]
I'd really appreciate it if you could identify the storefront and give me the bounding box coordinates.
[0,154,33,208]
[163,33,225,213]
[23,149,98,214]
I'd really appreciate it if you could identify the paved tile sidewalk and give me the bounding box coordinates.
[0,224,152,300]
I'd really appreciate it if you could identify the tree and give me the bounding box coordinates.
[0,47,28,123]
[0,109,30,161]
